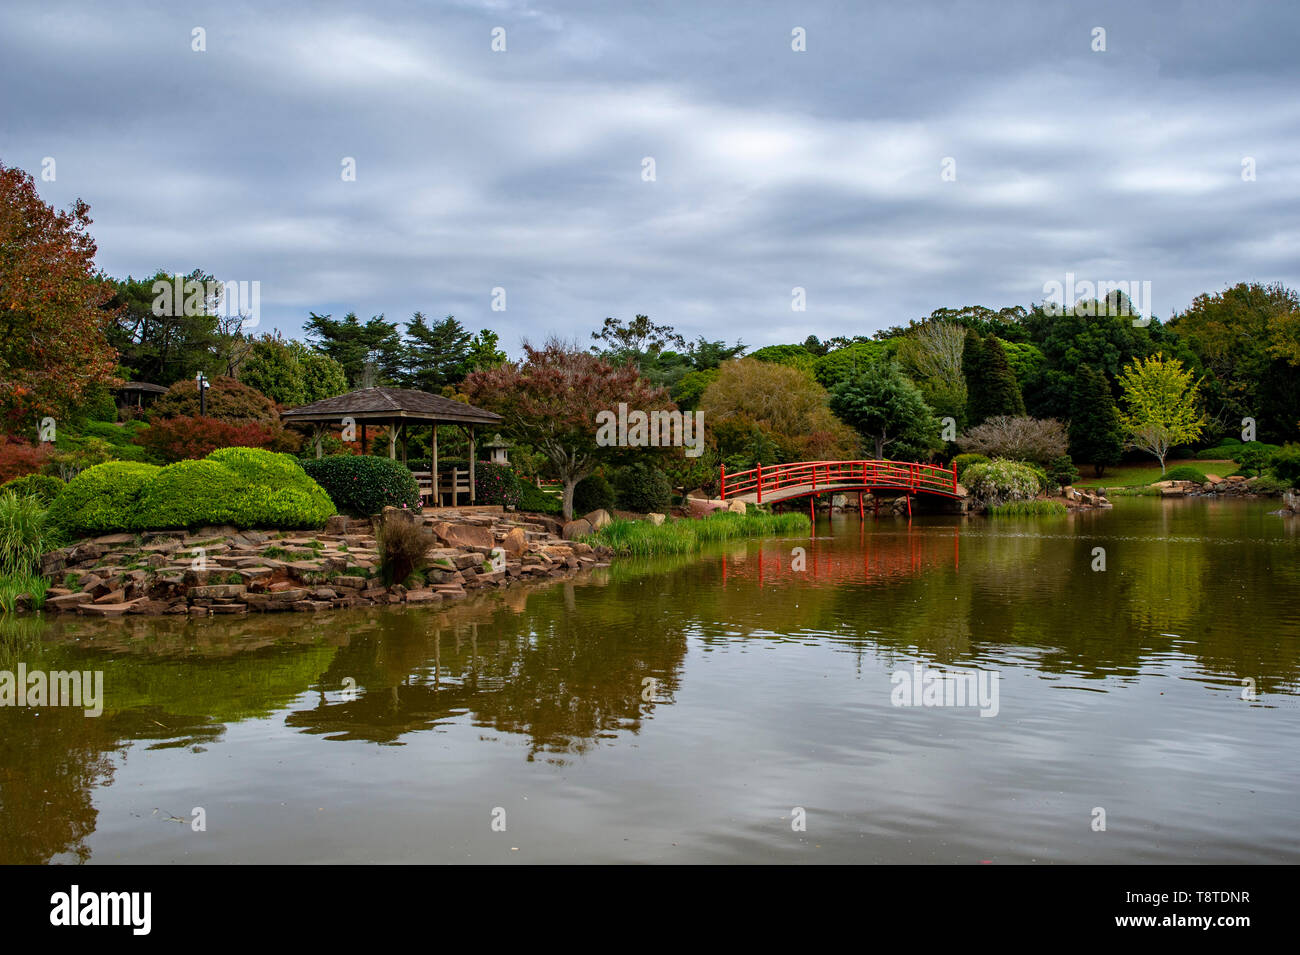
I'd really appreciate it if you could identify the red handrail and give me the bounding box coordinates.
[719,459,960,500]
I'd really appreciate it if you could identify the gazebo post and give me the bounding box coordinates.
[388,419,397,460]
[469,426,477,503]
[432,425,439,504]
[313,424,324,459]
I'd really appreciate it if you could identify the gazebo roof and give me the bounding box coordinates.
[280,386,503,426]
[118,381,168,394]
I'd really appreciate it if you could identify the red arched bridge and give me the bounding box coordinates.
[720,460,963,517]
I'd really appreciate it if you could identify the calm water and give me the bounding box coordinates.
[3,497,1298,864]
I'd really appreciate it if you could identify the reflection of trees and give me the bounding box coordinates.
[288,585,690,760]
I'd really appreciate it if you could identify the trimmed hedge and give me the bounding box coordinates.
[951,453,989,481]
[49,449,336,537]
[518,483,562,514]
[48,462,161,537]
[302,455,421,516]
[1269,444,1300,486]
[962,459,1042,507]
[1163,465,1209,484]
[0,473,64,505]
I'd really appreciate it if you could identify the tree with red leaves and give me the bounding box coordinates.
[0,163,119,431]
[463,338,670,520]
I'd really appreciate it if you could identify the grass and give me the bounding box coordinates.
[586,510,811,557]
[1104,486,1162,497]
[989,500,1068,516]
[0,490,55,576]
[1073,458,1234,488]
[0,573,49,613]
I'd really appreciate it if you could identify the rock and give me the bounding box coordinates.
[431,521,495,550]
[323,515,350,535]
[92,533,135,546]
[687,498,728,518]
[80,599,147,617]
[686,488,709,499]
[500,526,528,556]
[380,506,418,527]
[646,512,666,526]
[727,499,747,515]
[47,593,93,611]
[209,603,247,614]
[187,584,247,599]
[583,509,612,530]
[92,589,126,605]
[562,519,592,540]
[404,589,439,603]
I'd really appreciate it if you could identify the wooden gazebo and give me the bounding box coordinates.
[281,387,503,504]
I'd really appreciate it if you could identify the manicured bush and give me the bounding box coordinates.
[518,483,562,514]
[47,461,161,538]
[573,473,615,514]
[961,459,1043,507]
[1235,443,1276,477]
[1046,455,1080,488]
[1268,443,1300,486]
[148,375,279,426]
[1163,465,1209,483]
[0,491,54,575]
[613,462,672,513]
[302,455,421,516]
[469,462,522,508]
[0,473,64,505]
[950,453,989,481]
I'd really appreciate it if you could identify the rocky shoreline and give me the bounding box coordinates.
[29,507,613,618]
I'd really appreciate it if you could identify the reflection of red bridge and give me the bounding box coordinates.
[720,526,962,586]
[720,460,962,518]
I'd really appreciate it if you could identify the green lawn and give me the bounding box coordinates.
[1073,459,1235,489]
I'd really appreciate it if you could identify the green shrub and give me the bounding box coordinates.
[1196,446,1238,460]
[302,455,421,515]
[1163,465,1208,484]
[613,462,672,513]
[48,461,161,537]
[1268,443,1300,487]
[951,453,989,481]
[0,492,54,575]
[1252,474,1290,495]
[962,459,1042,506]
[0,474,64,505]
[1236,442,1276,477]
[574,473,615,514]
[468,462,522,508]
[518,483,562,514]
[1046,455,1079,488]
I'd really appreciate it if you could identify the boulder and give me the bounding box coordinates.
[500,526,528,556]
[431,521,495,550]
[646,512,666,526]
[583,509,612,530]
[562,519,592,540]
[688,498,728,518]
[727,499,747,515]
[323,515,350,535]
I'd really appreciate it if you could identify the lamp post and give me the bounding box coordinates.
[196,372,210,416]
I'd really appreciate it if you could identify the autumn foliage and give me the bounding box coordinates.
[0,163,119,428]
[0,436,48,485]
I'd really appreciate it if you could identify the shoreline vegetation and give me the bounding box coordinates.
[585,510,810,557]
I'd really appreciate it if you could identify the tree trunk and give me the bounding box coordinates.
[875,434,886,460]
[562,479,577,522]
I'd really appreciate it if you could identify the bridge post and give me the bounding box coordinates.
[757,462,762,505]
[720,463,726,499]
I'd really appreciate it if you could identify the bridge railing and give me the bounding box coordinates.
[720,459,958,501]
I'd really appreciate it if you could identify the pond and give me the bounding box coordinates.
[2,497,1297,863]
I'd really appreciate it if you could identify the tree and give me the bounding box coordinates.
[287,342,348,403]
[466,329,507,373]
[897,319,967,427]
[105,269,227,385]
[0,163,119,428]
[829,359,940,460]
[304,311,404,387]
[965,334,1025,426]
[957,416,1068,464]
[404,312,472,390]
[1068,364,1124,476]
[462,339,669,520]
[700,358,856,463]
[238,334,306,406]
[590,314,684,368]
[1117,353,1206,474]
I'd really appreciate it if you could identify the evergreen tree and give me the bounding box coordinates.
[1068,364,1124,476]
[966,334,1024,426]
[829,358,940,460]
[404,312,471,390]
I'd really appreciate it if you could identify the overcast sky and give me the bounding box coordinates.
[2,0,1297,354]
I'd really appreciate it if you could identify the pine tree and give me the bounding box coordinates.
[966,334,1024,426]
[1068,364,1124,476]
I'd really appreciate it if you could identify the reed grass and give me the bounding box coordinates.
[989,500,1068,516]
[587,510,810,557]
[0,490,54,575]
[0,572,49,613]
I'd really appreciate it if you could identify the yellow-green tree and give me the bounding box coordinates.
[1117,353,1205,474]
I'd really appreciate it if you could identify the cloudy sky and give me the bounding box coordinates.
[2,0,1297,354]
